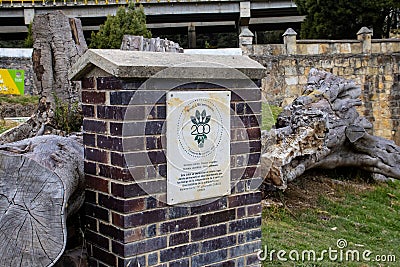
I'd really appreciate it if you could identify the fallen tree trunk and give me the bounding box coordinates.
[0,135,84,267]
[262,68,400,189]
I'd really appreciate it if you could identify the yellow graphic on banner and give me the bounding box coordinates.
[0,69,25,95]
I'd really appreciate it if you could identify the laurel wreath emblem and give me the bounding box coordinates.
[190,109,211,148]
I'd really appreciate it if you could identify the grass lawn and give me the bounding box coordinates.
[0,94,38,105]
[262,173,400,267]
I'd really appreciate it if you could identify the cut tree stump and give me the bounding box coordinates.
[261,68,400,189]
[0,135,84,267]
[0,11,87,145]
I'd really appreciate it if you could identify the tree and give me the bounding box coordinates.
[90,3,151,48]
[23,22,33,48]
[295,0,400,39]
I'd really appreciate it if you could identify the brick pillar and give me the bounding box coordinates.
[283,28,297,55]
[71,50,265,267]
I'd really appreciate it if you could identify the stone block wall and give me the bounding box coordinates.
[0,57,35,95]
[252,53,400,144]
[243,28,400,144]
[81,76,263,266]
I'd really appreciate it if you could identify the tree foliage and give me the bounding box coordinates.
[89,3,151,48]
[24,23,33,48]
[295,0,400,39]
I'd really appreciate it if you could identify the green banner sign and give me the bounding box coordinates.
[0,69,25,95]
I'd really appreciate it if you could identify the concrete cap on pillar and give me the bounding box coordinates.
[282,28,297,36]
[357,27,373,36]
[239,27,254,37]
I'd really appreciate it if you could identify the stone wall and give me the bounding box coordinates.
[244,28,400,144]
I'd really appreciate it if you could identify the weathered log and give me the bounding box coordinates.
[0,11,87,144]
[262,68,400,189]
[0,135,84,267]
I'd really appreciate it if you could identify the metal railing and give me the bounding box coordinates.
[0,0,236,6]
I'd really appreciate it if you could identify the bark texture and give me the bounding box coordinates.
[0,11,87,144]
[262,68,400,189]
[0,135,84,267]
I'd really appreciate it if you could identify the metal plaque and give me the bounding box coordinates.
[166,91,231,205]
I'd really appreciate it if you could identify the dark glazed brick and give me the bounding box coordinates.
[92,246,116,266]
[85,215,97,232]
[97,77,122,90]
[85,148,108,164]
[148,150,166,164]
[247,127,261,140]
[200,209,235,227]
[110,90,165,105]
[82,91,106,104]
[169,258,190,267]
[111,182,145,198]
[84,161,96,175]
[112,237,167,257]
[246,254,261,266]
[146,224,157,238]
[169,231,190,246]
[112,208,166,228]
[98,193,145,213]
[201,235,236,252]
[85,203,109,222]
[191,197,227,215]
[83,133,96,147]
[159,243,199,262]
[118,257,146,267]
[191,224,227,242]
[110,121,146,136]
[168,206,190,219]
[229,217,262,233]
[160,217,198,234]
[245,101,262,114]
[148,252,159,266]
[86,175,108,193]
[247,204,262,216]
[83,119,107,134]
[87,258,98,267]
[82,77,95,89]
[237,207,246,218]
[145,121,164,135]
[191,249,228,267]
[228,192,262,208]
[240,115,261,128]
[85,230,109,250]
[206,260,236,267]
[97,106,127,120]
[100,223,144,243]
[248,153,260,165]
[249,141,261,153]
[246,229,262,242]
[85,190,96,204]
[229,241,261,258]
[82,105,95,117]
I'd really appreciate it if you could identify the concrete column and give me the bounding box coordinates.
[357,27,373,54]
[188,23,196,49]
[239,1,251,28]
[282,28,297,55]
[23,9,35,25]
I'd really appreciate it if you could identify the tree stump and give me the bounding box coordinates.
[262,68,400,189]
[0,11,87,145]
[0,135,84,266]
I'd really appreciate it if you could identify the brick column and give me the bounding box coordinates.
[71,50,265,267]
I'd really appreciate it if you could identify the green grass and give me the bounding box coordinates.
[0,94,38,105]
[262,103,282,130]
[262,178,400,266]
[0,120,18,134]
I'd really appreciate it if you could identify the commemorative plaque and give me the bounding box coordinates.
[166,91,231,205]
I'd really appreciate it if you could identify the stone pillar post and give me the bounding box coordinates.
[70,50,266,267]
[357,27,373,54]
[239,27,254,47]
[283,28,297,55]
[23,9,35,25]
[188,23,196,49]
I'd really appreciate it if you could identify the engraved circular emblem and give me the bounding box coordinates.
[176,98,224,158]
